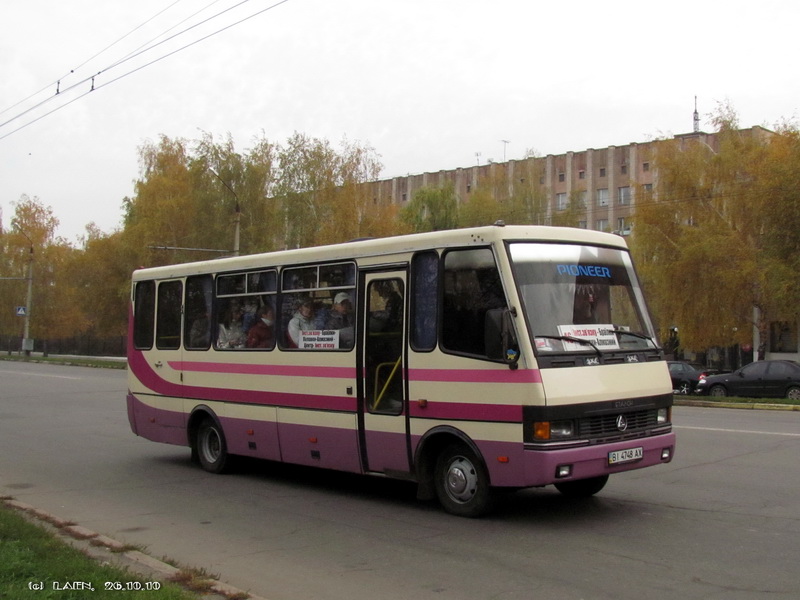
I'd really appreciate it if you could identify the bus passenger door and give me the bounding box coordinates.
[359,272,409,474]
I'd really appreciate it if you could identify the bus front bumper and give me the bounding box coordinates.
[517,432,676,488]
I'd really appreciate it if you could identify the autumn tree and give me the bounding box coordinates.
[0,195,86,344]
[70,224,135,337]
[122,135,198,267]
[631,106,798,354]
[400,182,459,232]
[274,133,391,247]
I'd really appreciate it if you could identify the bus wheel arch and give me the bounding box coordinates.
[188,407,231,474]
[414,428,494,517]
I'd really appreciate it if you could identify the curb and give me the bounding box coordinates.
[2,499,270,600]
[674,399,800,411]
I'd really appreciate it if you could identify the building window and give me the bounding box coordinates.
[578,190,587,207]
[617,217,629,232]
[595,219,609,232]
[556,192,568,211]
[643,162,650,172]
[599,167,606,177]
[769,321,798,353]
[578,220,588,229]
[618,186,631,205]
[621,164,628,175]
[578,170,585,179]
[597,188,609,207]
[558,172,565,182]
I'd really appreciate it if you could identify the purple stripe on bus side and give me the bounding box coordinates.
[128,350,356,411]
[173,361,357,379]
[408,401,521,422]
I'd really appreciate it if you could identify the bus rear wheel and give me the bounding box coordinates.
[554,474,609,498]
[434,444,495,518]
[196,418,231,474]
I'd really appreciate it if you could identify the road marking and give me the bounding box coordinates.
[1,370,81,380]
[675,425,800,438]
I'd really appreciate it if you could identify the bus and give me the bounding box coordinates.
[127,224,675,517]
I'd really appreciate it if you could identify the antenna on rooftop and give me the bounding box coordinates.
[693,96,700,133]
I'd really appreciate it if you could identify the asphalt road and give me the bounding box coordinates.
[1,360,799,599]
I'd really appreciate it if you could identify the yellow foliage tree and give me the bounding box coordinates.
[631,107,796,353]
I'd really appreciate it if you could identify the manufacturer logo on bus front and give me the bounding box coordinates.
[616,415,628,431]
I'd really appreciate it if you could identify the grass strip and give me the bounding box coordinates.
[0,503,199,599]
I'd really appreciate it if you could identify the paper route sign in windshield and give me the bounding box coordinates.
[557,324,620,351]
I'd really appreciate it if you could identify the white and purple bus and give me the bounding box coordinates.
[127,224,675,516]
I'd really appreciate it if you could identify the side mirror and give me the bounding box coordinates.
[485,308,520,369]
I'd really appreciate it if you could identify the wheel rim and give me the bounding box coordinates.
[788,387,800,400]
[200,427,221,464]
[444,456,478,504]
[710,386,726,397]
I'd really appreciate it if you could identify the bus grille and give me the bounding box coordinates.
[578,409,658,438]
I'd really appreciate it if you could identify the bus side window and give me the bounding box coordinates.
[156,280,183,350]
[411,251,439,351]
[441,248,506,359]
[133,280,155,350]
[185,275,213,350]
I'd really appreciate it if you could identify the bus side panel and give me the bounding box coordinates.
[364,428,411,473]
[210,403,281,461]
[127,392,187,447]
[276,408,361,473]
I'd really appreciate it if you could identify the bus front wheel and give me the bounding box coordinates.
[196,419,231,474]
[554,474,609,498]
[434,444,495,518]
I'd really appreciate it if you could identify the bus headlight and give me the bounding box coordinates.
[550,420,574,438]
[657,407,670,424]
[534,420,574,440]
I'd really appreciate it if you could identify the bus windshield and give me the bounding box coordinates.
[509,242,658,353]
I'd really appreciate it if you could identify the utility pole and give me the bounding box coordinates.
[210,169,241,256]
[500,139,510,162]
[22,245,33,356]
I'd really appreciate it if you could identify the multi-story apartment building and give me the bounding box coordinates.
[369,126,771,237]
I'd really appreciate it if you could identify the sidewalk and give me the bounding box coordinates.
[674,398,800,411]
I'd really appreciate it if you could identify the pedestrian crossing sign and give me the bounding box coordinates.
[15,306,26,316]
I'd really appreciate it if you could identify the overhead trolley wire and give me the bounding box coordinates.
[0,0,187,119]
[0,0,292,142]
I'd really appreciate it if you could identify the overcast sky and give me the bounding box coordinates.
[1,0,798,242]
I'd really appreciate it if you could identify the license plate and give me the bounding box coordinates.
[608,447,643,465]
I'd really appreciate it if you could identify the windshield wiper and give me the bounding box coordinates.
[611,329,656,346]
[534,335,602,356]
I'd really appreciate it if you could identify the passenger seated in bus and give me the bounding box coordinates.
[287,298,315,348]
[241,297,259,333]
[188,307,211,348]
[218,303,246,349]
[246,304,276,349]
[326,292,354,348]
[369,281,402,332]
